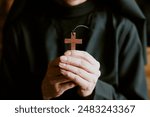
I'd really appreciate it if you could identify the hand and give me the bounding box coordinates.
[59,50,101,97]
[42,57,76,99]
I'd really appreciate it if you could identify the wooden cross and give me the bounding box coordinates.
[64,32,82,50]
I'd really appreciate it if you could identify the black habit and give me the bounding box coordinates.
[0,0,148,99]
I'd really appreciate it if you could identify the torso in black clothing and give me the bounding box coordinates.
[1,0,148,100]
[53,0,95,51]
[49,0,96,99]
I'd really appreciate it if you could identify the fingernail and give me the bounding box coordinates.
[60,56,67,62]
[64,51,71,56]
[60,69,66,74]
[59,63,66,68]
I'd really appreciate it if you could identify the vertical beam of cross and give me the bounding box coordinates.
[64,32,82,50]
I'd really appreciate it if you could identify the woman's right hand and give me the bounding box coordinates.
[42,57,76,99]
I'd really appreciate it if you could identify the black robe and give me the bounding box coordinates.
[0,0,148,99]
[136,0,150,46]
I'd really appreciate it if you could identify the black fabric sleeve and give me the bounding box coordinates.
[93,19,148,100]
[0,26,19,99]
[0,24,43,99]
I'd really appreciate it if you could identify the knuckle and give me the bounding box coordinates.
[55,87,61,96]
[76,68,82,75]
[67,56,72,63]
[83,85,90,91]
[97,61,100,69]
[95,70,101,77]
[77,59,82,66]
[92,78,97,84]
[66,71,71,78]
[83,51,91,58]
[72,75,78,82]
[82,51,88,56]
[65,64,69,70]
[98,70,101,77]
[80,59,86,67]
[68,82,75,88]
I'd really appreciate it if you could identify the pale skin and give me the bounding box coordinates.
[55,0,87,6]
[42,0,101,99]
[62,0,87,6]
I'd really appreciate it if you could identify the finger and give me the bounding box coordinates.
[60,69,89,90]
[60,55,98,74]
[46,67,62,77]
[49,57,60,66]
[60,82,76,93]
[59,63,99,82]
[50,75,71,84]
[55,82,76,97]
[64,50,100,69]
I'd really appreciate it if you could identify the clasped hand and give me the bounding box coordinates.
[42,50,101,99]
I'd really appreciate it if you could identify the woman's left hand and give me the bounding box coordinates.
[59,50,101,97]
